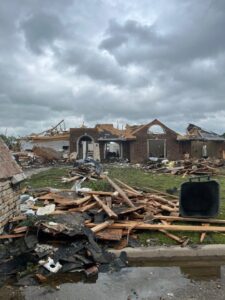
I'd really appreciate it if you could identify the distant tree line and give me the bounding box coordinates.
[0,134,18,150]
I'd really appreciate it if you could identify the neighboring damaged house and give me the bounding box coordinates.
[128,119,181,163]
[177,124,225,159]
[19,120,70,154]
[0,139,26,232]
[70,119,182,162]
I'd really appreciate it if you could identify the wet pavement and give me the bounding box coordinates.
[1,260,225,300]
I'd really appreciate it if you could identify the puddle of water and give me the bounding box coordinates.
[1,260,225,300]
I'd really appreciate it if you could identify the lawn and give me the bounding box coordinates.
[22,165,225,245]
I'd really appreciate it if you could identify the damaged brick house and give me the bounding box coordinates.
[20,120,69,153]
[20,119,225,163]
[70,119,182,163]
[0,138,25,232]
[177,124,225,159]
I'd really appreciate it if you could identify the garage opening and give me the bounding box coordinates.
[148,139,166,158]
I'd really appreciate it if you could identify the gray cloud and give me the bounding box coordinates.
[0,0,225,136]
[20,12,64,54]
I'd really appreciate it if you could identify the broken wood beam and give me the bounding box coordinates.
[13,226,28,234]
[105,176,135,208]
[136,186,178,199]
[79,202,97,212]
[73,195,92,206]
[91,220,114,233]
[159,229,184,243]
[83,191,117,197]
[86,222,225,232]
[149,195,178,208]
[96,228,123,241]
[0,233,25,239]
[115,179,142,195]
[153,216,225,225]
[200,223,209,243]
[118,205,145,216]
[93,195,118,219]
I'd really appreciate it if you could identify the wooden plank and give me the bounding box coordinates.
[159,220,184,244]
[105,176,135,208]
[50,210,67,214]
[93,195,118,219]
[200,223,209,243]
[153,216,225,225]
[73,196,92,206]
[79,202,97,212]
[137,186,178,200]
[54,195,92,206]
[83,191,115,196]
[96,228,123,241]
[159,229,184,243]
[13,226,28,233]
[149,195,177,208]
[123,189,141,197]
[160,204,178,213]
[118,205,145,215]
[115,179,142,195]
[0,233,25,239]
[61,175,81,183]
[86,222,225,232]
[91,220,114,233]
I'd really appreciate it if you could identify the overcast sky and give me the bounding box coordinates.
[0,0,224,136]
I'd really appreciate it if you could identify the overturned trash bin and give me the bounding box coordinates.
[180,176,220,218]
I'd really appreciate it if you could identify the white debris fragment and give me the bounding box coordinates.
[37,204,56,216]
[39,257,62,273]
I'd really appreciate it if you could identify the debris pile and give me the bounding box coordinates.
[32,146,62,162]
[2,173,225,286]
[142,158,225,176]
[13,147,71,170]
[12,151,43,169]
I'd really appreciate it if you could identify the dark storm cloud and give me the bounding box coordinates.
[21,12,64,54]
[0,0,225,136]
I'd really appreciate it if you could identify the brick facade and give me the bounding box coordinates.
[70,128,99,153]
[0,180,20,232]
[130,119,181,163]
[69,120,183,163]
[0,138,25,232]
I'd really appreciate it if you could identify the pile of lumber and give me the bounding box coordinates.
[10,176,225,247]
[3,175,225,286]
[143,158,225,176]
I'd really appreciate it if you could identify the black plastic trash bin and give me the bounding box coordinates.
[179,176,220,218]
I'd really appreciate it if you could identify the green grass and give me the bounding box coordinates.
[22,167,72,189]
[23,165,225,245]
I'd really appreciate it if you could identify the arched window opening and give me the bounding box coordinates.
[148,124,165,134]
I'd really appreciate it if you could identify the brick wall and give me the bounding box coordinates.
[130,120,182,163]
[70,128,99,153]
[0,180,20,233]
